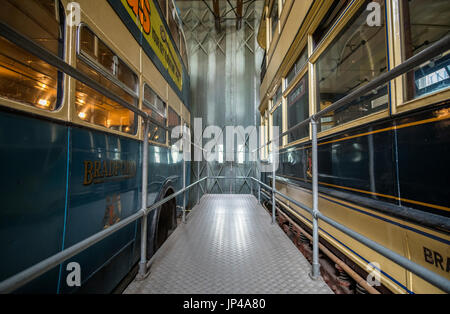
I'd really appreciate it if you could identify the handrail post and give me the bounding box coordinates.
[197,160,200,205]
[250,166,254,197]
[257,160,261,204]
[137,118,150,280]
[310,118,320,280]
[182,153,187,224]
[271,150,276,224]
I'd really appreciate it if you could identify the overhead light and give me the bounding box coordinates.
[38,99,49,107]
[36,83,47,90]
[78,112,87,119]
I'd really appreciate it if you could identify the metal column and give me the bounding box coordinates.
[137,119,150,279]
[271,150,276,225]
[182,157,187,223]
[197,160,200,204]
[182,124,188,223]
[257,160,261,204]
[310,119,320,280]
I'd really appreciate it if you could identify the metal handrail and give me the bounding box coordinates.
[248,34,450,292]
[0,21,179,133]
[252,34,450,153]
[0,22,149,119]
[251,178,450,293]
[1,17,449,294]
[2,174,448,293]
[0,20,202,293]
[0,177,207,294]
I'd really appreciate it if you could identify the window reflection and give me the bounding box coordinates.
[168,1,180,55]
[143,84,167,145]
[0,0,62,111]
[313,0,351,47]
[273,86,282,108]
[402,0,450,100]
[285,48,308,88]
[271,0,279,38]
[168,107,180,145]
[287,75,309,141]
[316,0,388,131]
[78,26,138,94]
[76,26,138,134]
[272,105,282,140]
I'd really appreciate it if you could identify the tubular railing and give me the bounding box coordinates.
[0,21,449,294]
[252,178,450,293]
[0,21,202,293]
[0,176,207,294]
[250,34,450,293]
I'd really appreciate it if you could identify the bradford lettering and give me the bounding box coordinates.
[83,160,137,185]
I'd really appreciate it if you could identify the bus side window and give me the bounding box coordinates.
[401,0,450,100]
[287,75,309,141]
[76,25,138,135]
[168,107,180,146]
[270,0,279,39]
[315,0,388,131]
[0,0,64,111]
[143,84,167,145]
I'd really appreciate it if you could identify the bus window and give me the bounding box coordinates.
[76,26,138,135]
[313,0,351,48]
[285,48,308,89]
[270,0,279,39]
[143,84,167,145]
[272,104,282,143]
[168,1,180,54]
[401,0,450,100]
[168,107,180,145]
[0,0,63,111]
[158,0,167,15]
[272,85,282,109]
[287,74,309,141]
[316,0,388,131]
[79,26,138,94]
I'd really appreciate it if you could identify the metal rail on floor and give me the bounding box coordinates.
[250,34,450,292]
[252,178,450,293]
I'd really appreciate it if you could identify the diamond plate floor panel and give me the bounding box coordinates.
[124,195,333,294]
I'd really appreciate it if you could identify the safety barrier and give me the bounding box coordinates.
[0,20,202,293]
[250,34,450,292]
[0,21,449,294]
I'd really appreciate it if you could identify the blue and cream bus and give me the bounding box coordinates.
[0,0,190,293]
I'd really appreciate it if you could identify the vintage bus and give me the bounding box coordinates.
[257,0,449,293]
[0,0,190,293]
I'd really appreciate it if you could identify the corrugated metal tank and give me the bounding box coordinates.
[178,0,264,196]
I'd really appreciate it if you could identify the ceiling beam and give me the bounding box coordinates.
[212,0,222,32]
[236,0,243,30]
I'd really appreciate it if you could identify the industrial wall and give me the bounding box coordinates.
[177,0,264,196]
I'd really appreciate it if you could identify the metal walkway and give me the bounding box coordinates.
[124,195,332,294]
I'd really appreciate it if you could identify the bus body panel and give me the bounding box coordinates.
[0,110,68,293]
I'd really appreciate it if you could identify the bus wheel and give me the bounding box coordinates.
[155,191,176,251]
